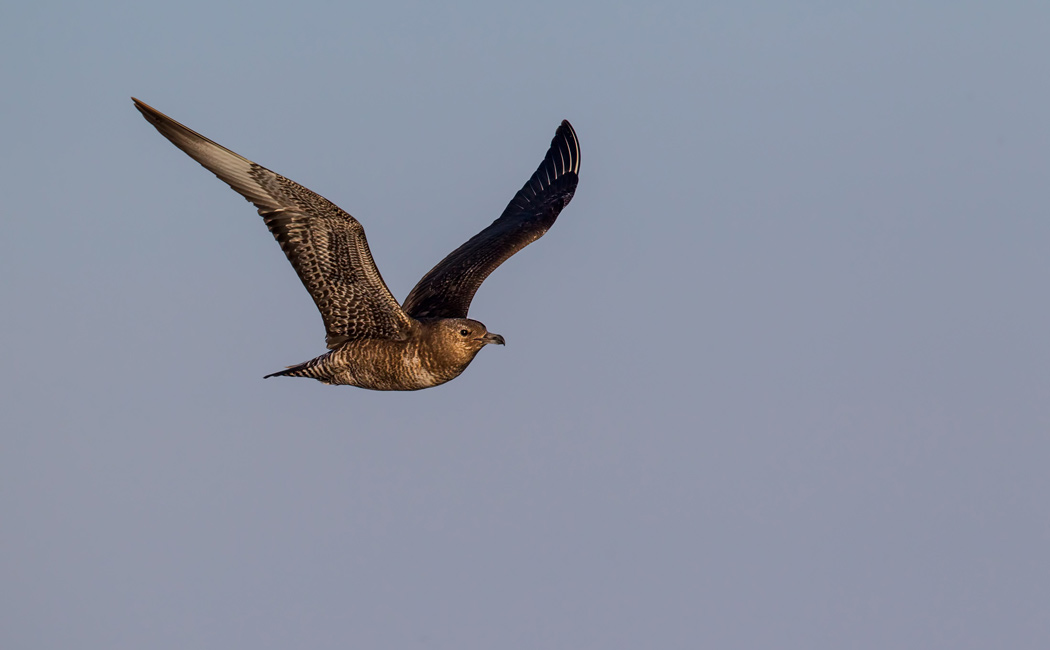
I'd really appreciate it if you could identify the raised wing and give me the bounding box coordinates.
[402,120,580,320]
[133,98,413,348]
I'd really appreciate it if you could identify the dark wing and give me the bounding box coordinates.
[402,120,580,319]
[132,98,413,348]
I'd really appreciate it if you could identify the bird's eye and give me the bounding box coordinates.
[459,329,470,337]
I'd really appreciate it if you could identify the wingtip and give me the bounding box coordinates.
[554,120,580,175]
[558,120,576,141]
[131,97,163,123]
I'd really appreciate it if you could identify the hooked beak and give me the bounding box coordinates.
[479,332,506,346]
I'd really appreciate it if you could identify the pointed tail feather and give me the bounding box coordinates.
[263,353,335,382]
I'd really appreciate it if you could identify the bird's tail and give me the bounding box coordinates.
[264,352,336,383]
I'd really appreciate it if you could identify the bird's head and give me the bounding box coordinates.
[421,317,503,372]
[440,318,505,350]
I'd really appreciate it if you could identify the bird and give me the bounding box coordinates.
[132,98,579,390]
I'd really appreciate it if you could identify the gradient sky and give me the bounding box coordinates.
[3,2,1049,649]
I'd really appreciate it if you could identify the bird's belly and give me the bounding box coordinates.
[333,344,451,391]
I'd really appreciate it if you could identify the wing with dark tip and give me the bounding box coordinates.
[402,120,580,320]
[132,98,413,348]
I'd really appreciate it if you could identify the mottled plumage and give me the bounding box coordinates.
[133,98,579,390]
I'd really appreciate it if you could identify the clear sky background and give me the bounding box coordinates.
[2,2,1048,648]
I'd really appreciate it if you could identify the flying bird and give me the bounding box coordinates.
[132,98,579,390]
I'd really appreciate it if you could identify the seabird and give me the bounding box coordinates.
[133,98,579,390]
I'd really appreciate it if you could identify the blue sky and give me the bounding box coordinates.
[2,2,1049,648]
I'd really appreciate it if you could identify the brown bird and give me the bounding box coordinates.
[133,98,580,390]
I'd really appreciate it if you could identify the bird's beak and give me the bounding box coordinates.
[480,332,506,346]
